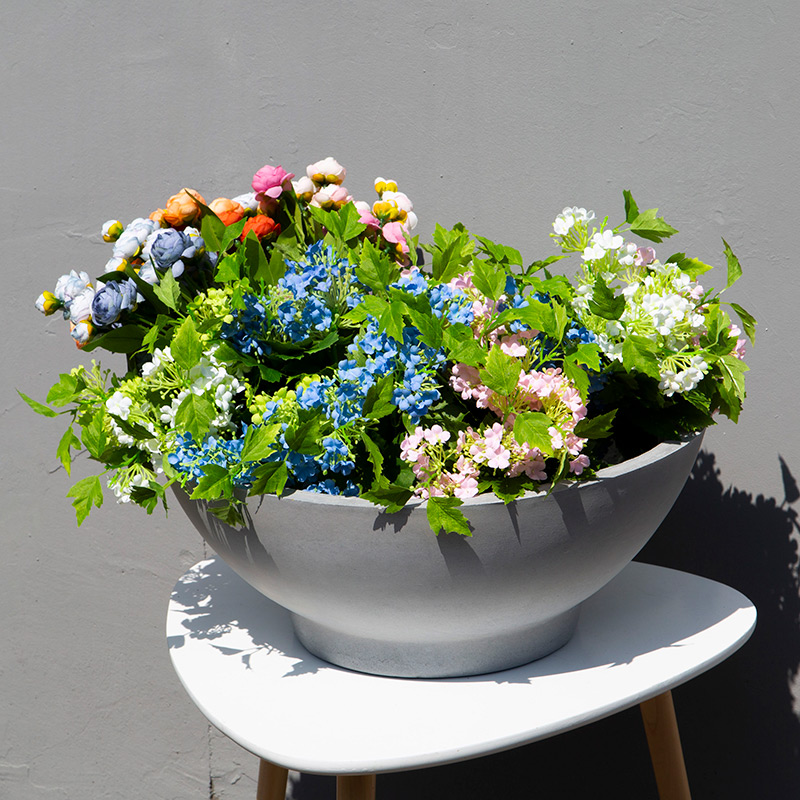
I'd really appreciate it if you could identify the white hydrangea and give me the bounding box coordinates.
[571,284,594,312]
[106,391,132,420]
[159,356,244,431]
[658,355,709,397]
[552,207,594,236]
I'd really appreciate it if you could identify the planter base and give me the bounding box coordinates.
[291,607,580,678]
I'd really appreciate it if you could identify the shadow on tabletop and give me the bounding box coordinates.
[285,449,800,800]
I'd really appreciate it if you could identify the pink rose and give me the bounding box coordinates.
[252,164,295,200]
[382,221,409,254]
[354,200,380,229]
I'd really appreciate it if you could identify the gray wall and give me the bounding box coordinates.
[2,1,798,797]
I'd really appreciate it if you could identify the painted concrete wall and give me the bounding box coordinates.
[2,1,798,797]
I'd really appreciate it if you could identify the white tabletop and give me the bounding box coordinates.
[167,558,755,776]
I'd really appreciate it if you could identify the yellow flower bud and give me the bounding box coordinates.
[374,177,398,195]
[102,220,124,242]
[35,290,60,316]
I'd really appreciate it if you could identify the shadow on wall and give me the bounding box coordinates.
[636,449,800,799]
[286,449,800,800]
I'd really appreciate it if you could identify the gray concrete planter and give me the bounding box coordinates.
[174,432,703,678]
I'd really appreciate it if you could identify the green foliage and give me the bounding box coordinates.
[175,393,216,441]
[588,276,625,321]
[18,390,60,417]
[28,169,756,536]
[513,412,555,456]
[171,316,204,370]
[152,269,182,311]
[628,207,679,243]
[426,496,472,536]
[480,346,521,397]
[67,475,103,526]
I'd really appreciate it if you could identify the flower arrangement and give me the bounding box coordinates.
[25,157,755,536]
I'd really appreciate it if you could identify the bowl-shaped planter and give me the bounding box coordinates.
[174,432,703,678]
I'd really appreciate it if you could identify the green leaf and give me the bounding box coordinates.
[307,202,367,242]
[190,464,232,500]
[356,239,398,292]
[722,238,743,289]
[360,481,414,513]
[67,475,103,526]
[509,299,560,339]
[362,375,396,420]
[427,224,472,283]
[716,354,749,423]
[471,258,507,301]
[379,300,407,342]
[524,254,569,275]
[46,373,79,407]
[475,234,522,266]
[407,305,444,350]
[207,500,245,527]
[561,356,590,398]
[171,316,203,371]
[666,252,714,280]
[81,413,108,459]
[82,325,146,354]
[572,342,602,371]
[215,253,241,282]
[588,276,626,320]
[480,346,521,397]
[623,190,640,224]
[18,390,60,417]
[491,476,528,503]
[513,412,555,456]
[718,353,748,399]
[574,409,617,439]
[258,365,283,383]
[141,320,163,353]
[621,335,661,379]
[152,268,182,311]
[426,496,472,536]
[729,302,757,343]
[284,416,323,455]
[174,393,216,441]
[360,430,385,483]
[243,230,273,285]
[443,323,485,367]
[241,423,282,462]
[249,461,289,496]
[307,329,339,354]
[56,425,82,474]
[200,213,226,252]
[629,208,679,243]
[219,218,247,253]
[552,300,569,342]
[123,265,169,314]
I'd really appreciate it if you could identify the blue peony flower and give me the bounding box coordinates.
[91,279,138,327]
[147,229,194,274]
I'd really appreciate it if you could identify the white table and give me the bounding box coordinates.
[167,558,756,800]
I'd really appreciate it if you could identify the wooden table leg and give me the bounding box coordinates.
[639,690,691,800]
[256,758,289,800]
[336,774,377,800]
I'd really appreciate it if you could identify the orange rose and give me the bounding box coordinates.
[149,208,167,227]
[241,215,281,241]
[162,188,206,229]
[209,197,246,227]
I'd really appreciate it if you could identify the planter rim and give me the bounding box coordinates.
[240,430,704,510]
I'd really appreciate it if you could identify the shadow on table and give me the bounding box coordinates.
[286,449,800,800]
